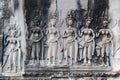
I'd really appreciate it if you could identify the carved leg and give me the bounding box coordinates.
[31,45,35,64]
[100,47,105,66]
[12,52,17,73]
[106,56,109,66]
[106,44,110,66]
[96,46,101,65]
[18,49,21,71]
[69,45,73,66]
[47,45,52,65]
[79,48,83,61]
[41,41,44,65]
[82,47,87,66]
[52,44,57,66]
[87,44,92,66]
[9,53,12,72]
[36,44,40,64]
[64,48,68,65]
[96,46,101,57]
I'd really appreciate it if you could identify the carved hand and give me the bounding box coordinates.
[63,34,71,38]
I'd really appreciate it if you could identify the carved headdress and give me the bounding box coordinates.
[66,10,75,21]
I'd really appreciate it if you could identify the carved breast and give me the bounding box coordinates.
[66,29,73,35]
[49,28,57,34]
[83,29,91,35]
[65,28,74,42]
[10,38,17,44]
[101,30,109,35]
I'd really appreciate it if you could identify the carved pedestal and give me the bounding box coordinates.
[21,64,115,80]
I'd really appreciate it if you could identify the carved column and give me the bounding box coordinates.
[109,0,120,53]
[0,0,4,65]
[109,0,120,72]
[13,0,26,72]
[1,0,26,73]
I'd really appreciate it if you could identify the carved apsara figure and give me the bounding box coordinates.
[62,15,78,65]
[29,27,43,64]
[46,15,60,66]
[2,24,21,73]
[96,18,113,66]
[79,17,95,66]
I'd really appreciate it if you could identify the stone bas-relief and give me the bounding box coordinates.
[0,0,120,80]
[2,23,21,73]
[28,15,44,65]
[62,14,78,65]
[96,19,113,67]
[29,26,43,65]
[79,17,95,66]
[46,16,60,66]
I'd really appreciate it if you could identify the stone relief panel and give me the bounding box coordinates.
[28,20,44,65]
[78,16,95,66]
[46,16,60,66]
[96,18,113,67]
[0,0,5,66]
[24,13,113,68]
[62,13,78,66]
[25,14,47,66]
[0,0,119,79]
[2,23,21,72]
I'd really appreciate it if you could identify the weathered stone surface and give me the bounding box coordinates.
[0,0,120,80]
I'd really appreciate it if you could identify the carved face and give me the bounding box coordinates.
[67,19,73,26]
[10,30,16,37]
[50,19,56,26]
[86,20,91,27]
[103,21,108,27]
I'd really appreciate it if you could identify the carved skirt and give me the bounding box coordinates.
[101,43,110,57]
[83,42,93,59]
[47,42,58,60]
[64,41,75,59]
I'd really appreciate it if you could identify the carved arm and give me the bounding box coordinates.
[33,30,44,42]
[106,29,113,43]
[79,29,84,37]
[96,29,102,37]
[62,30,70,38]
[14,38,20,51]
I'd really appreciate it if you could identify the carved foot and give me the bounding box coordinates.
[18,67,22,72]
[99,63,105,67]
[81,62,87,66]
[69,61,73,66]
[47,62,51,66]
[86,63,91,66]
[41,60,45,66]
[105,63,109,67]
[29,60,34,65]
[59,60,62,64]
[35,60,40,65]
[86,60,91,66]
[5,69,11,73]
[51,63,56,66]
[12,69,17,73]
[63,61,68,66]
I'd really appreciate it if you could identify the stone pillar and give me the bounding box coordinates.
[0,0,4,66]
[109,0,120,52]
[15,0,27,72]
[8,0,26,72]
[109,0,120,72]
